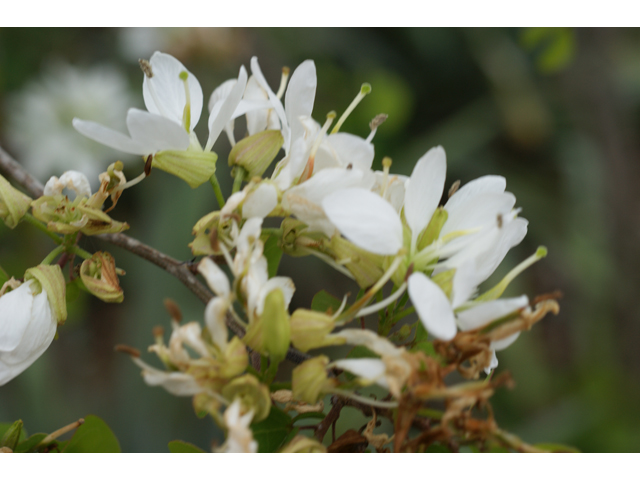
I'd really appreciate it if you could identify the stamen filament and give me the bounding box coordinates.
[356,282,407,317]
[300,111,336,182]
[276,67,290,99]
[299,247,356,280]
[328,389,399,409]
[331,83,371,134]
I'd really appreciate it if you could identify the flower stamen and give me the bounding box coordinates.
[331,83,371,134]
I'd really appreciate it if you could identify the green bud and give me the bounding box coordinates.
[280,435,327,453]
[417,207,448,251]
[153,149,217,188]
[80,252,124,303]
[0,419,23,450]
[244,289,290,362]
[24,264,67,325]
[328,235,384,288]
[221,374,271,422]
[0,175,32,229]
[292,355,337,405]
[229,130,284,178]
[290,309,345,352]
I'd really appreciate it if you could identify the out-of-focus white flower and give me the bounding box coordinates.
[5,61,135,187]
[218,398,257,453]
[0,281,57,386]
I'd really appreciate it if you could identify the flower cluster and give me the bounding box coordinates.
[0,51,560,453]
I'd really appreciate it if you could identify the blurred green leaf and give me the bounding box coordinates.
[15,433,47,453]
[62,415,121,453]
[168,440,205,453]
[263,234,283,278]
[250,406,292,453]
[520,27,575,74]
[425,443,452,452]
[310,290,343,314]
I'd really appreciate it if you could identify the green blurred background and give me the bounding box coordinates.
[1,27,639,452]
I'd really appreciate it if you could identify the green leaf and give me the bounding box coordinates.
[534,442,580,453]
[263,234,283,278]
[61,415,121,453]
[413,321,429,344]
[310,290,343,314]
[168,440,206,453]
[15,433,47,453]
[411,341,436,357]
[250,406,292,453]
[425,443,452,453]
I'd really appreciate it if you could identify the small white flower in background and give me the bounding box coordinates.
[218,398,257,453]
[5,61,135,188]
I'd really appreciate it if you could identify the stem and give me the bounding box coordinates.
[41,245,65,265]
[22,213,63,244]
[69,245,93,260]
[38,418,85,447]
[232,167,246,194]
[209,173,226,209]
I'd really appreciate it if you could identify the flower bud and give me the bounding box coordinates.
[280,435,327,453]
[292,355,337,405]
[24,264,67,325]
[219,336,249,379]
[290,309,345,352]
[0,175,31,229]
[229,129,284,178]
[0,420,23,450]
[80,252,124,303]
[221,374,271,422]
[328,235,384,288]
[244,288,290,362]
[152,149,217,188]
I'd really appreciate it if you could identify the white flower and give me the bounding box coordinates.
[323,146,528,340]
[73,51,247,158]
[219,399,257,453]
[5,61,135,187]
[43,170,92,198]
[0,281,57,386]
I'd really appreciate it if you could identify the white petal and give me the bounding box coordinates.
[285,60,316,147]
[404,146,447,246]
[58,171,92,198]
[473,216,528,283]
[442,192,516,237]
[205,297,229,350]
[333,358,388,388]
[322,188,403,256]
[242,76,270,135]
[408,272,457,341]
[445,175,506,213]
[0,282,35,352]
[243,183,278,219]
[72,117,148,155]
[484,350,499,375]
[126,108,190,153]
[334,329,399,357]
[207,66,248,149]
[250,57,290,150]
[451,261,478,309]
[456,295,529,331]
[132,357,203,396]
[324,133,375,171]
[491,332,520,351]
[198,257,230,298]
[255,277,295,316]
[143,52,203,129]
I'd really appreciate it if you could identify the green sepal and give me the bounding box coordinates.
[221,374,271,422]
[229,129,284,178]
[153,149,217,188]
[328,235,385,288]
[24,264,67,325]
[0,175,31,229]
[0,420,24,450]
[417,207,448,251]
